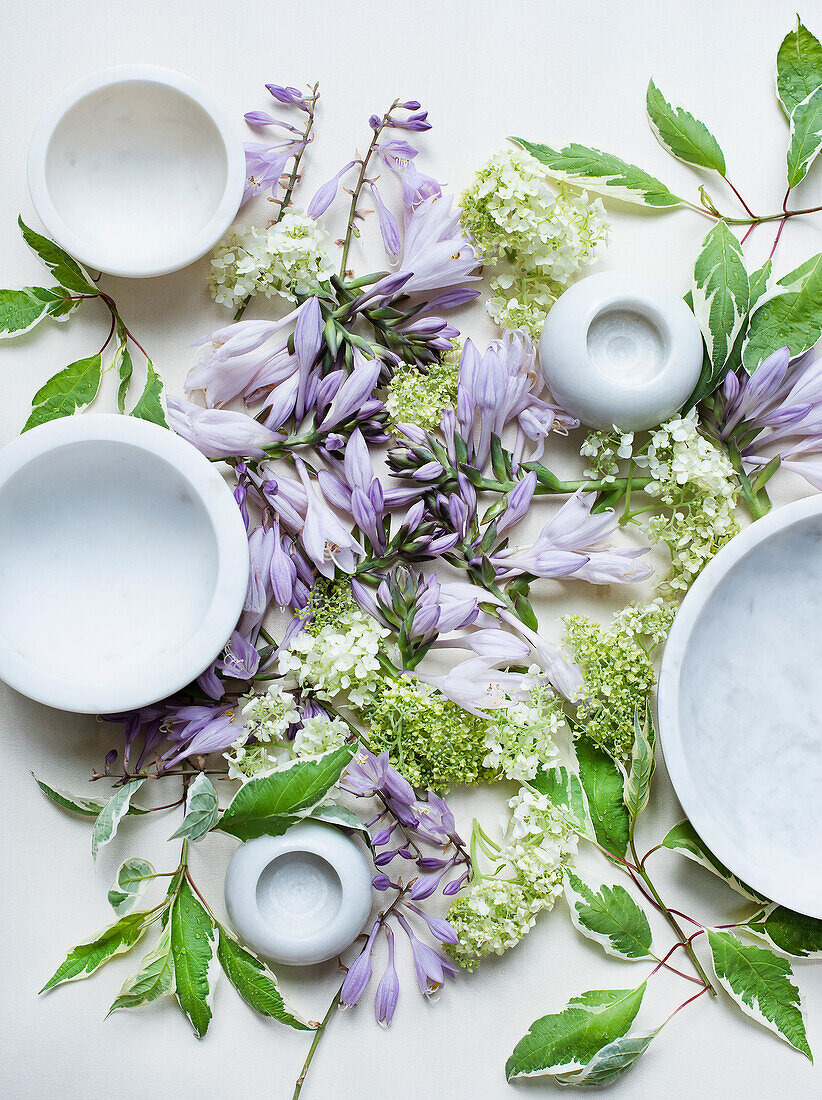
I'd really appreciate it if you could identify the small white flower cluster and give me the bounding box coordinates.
[292,714,349,757]
[224,683,300,780]
[278,612,390,708]
[579,429,634,481]
[483,682,563,782]
[447,786,578,969]
[611,597,676,648]
[210,209,335,309]
[634,409,740,594]
[460,147,609,337]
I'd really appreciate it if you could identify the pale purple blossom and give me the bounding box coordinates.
[266,84,311,107]
[243,140,306,203]
[307,161,357,218]
[369,181,401,256]
[294,458,362,577]
[167,396,280,460]
[394,194,480,296]
[374,926,399,1027]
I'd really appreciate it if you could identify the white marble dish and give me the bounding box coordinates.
[658,495,822,916]
[540,270,704,431]
[27,65,246,278]
[0,414,249,713]
[224,823,373,966]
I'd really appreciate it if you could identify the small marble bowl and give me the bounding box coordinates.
[0,414,249,713]
[540,270,704,431]
[27,65,246,278]
[224,823,373,966]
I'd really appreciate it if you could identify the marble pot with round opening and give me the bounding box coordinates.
[539,270,704,431]
[27,65,246,278]
[224,823,374,966]
[0,414,249,713]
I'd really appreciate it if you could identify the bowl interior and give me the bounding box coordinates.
[44,79,229,271]
[0,439,219,704]
[672,513,822,909]
[256,852,344,940]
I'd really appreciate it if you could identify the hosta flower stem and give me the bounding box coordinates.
[292,979,344,1100]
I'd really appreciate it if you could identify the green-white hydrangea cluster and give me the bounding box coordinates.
[385,348,460,432]
[483,682,564,783]
[446,786,578,969]
[210,209,335,309]
[224,683,300,780]
[278,610,389,708]
[292,714,348,757]
[460,147,609,336]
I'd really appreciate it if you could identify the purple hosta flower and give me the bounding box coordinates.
[497,471,538,537]
[237,525,276,642]
[197,662,225,701]
[404,903,459,945]
[265,84,310,108]
[162,704,240,768]
[369,181,401,256]
[269,520,297,607]
[490,491,652,585]
[219,631,260,680]
[319,350,383,431]
[167,396,280,460]
[497,608,584,701]
[395,314,459,354]
[373,925,400,1027]
[103,704,167,770]
[387,110,432,132]
[377,139,418,171]
[243,140,307,204]
[394,193,480,296]
[395,913,458,995]
[294,458,362,577]
[243,112,301,132]
[340,919,382,1008]
[308,161,357,218]
[417,656,537,715]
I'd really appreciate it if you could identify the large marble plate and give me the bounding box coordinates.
[658,495,822,917]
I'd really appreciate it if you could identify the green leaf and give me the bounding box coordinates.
[170,877,218,1038]
[563,870,653,960]
[512,138,683,208]
[575,738,629,859]
[306,803,369,836]
[742,252,822,371]
[40,909,156,992]
[18,217,98,295]
[91,778,145,861]
[556,1030,659,1087]
[776,17,822,118]
[505,985,646,1080]
[108,857,155,916]
[112,323,133,413]
[217,929,310,1029]
[170,773,220,841]
[623,704,656,827]
[746,906,822,958]
[0,286,75,338]
[34,774,108,817]
[786,85,822,188]
[532,764,590,834]
[748,259,773,309]
[646,79,726,173]
[23,354,103,432]
[108,919,175,1014]
[707,930,812,1059]
[217,746,354,841]
[691,221,749,385]
[130,360,168,428]
[661,819,766,902]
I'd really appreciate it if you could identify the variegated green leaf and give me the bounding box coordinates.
[742,252,822,371]
[563,870,653,960]
[92,778,145,861]
[41,909,158,992]
[170,773,220,842]
[170,877,218,1039]
[691,222,749,387]
[108,918,175,1014]
[108,857,155,916]
[575,739,629,859]
[776,17,822,118]
[786,84,822,188]
[18,217,97,295]
[646,79,725,173]
[23,354,103,432]
[746,906,822,958]
[661,819,766,902]
[0,286,75,338]
[34,775,108,818]
[306,803,369,836]
[532,764,591,835]
[556,1029,659,1087]
[217,929,310,1029]
[623,704,655,827]
[131,360,168,428]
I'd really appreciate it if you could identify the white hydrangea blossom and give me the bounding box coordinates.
[223,684,301,780]
[292,714,348,758]
[461,147,609,336]
[277,612,390,707]
[483,683,563,783]
[447,785,578,969]
[210,209,335,309]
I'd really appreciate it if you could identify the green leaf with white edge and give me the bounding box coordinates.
[556,1029,660,1088]
[108,918,175,1014]
[623,704,656,827]
[563,869,653,960]
[170,877,218,1039]
[706,930,812,1060]
[748,259,773,310]
[697,259,772,395]
[217,928,311,1029]
[646,79,725,173]
[0,286,75,338]
[505,984,646,1080]
[307,802,369,836]
[777,17,822,119]
[742,252,822,371]
[691,221,749,383]
[169,773,220,842]
[661,819,766,902]
[786,84,822,188]
[217,745,354,841]
[112,322,133,413]
[34,775,108,817]
[108,857,156,916]
[40,908,158,992]
[18,217,98,295]
[531,764,591,835]
[512,138,683,208]
[746,906,822,958]
[91,778,145,861]
[575,738,629,859]
[777,253,819,292]
[130,360,168,428]
[23,354,103,433]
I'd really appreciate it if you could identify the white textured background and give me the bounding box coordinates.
[1,1,821,1097]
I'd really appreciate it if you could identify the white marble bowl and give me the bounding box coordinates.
[0,414,249,713]
[27,65,246,278]
[224,823,373,965]
[540,271,704,431]
[658,495,822,916]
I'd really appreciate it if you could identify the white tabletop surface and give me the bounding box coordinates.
[1,1,821,1097]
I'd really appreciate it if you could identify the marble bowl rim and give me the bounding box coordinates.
[26,63,246,278]
[0,413,250,714]
[658,492,822,917]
